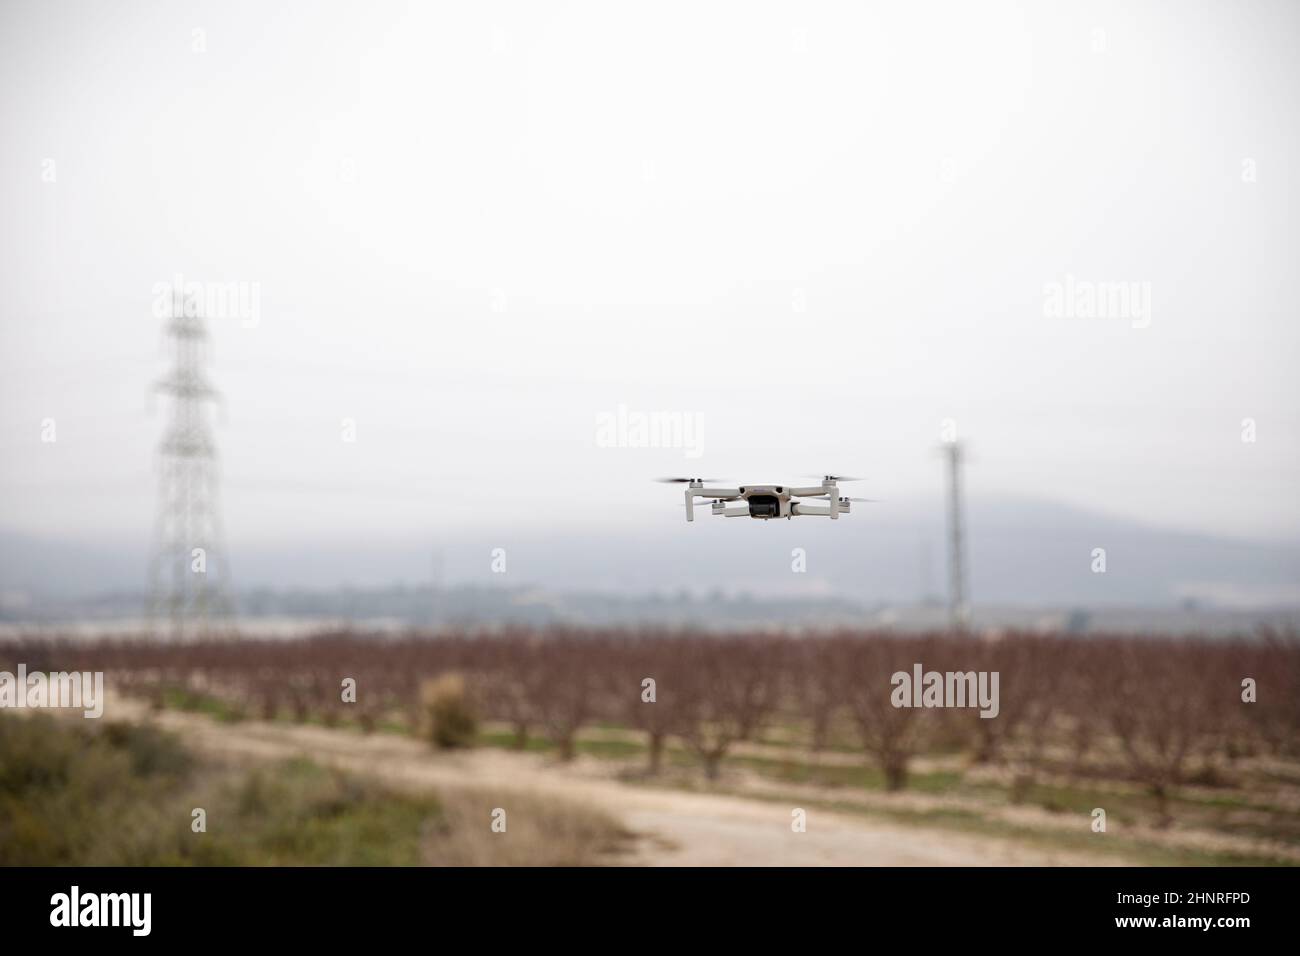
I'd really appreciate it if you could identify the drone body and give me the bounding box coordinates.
[660,476,873,522]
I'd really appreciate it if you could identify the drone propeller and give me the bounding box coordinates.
[654,477,725,484]
[801,474,865,483]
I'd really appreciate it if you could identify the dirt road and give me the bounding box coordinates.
[118,700,1127,866]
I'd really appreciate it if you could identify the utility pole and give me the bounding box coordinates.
[942,440,970,631]
[149,304,233,639]
[430,549,444,632]
[919,538,935,605]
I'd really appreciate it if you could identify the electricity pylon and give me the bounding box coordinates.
[148,305,234,639]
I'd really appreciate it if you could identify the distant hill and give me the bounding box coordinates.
[2,495,1297,614]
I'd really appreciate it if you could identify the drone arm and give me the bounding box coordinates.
[789,485,828,497]
[791,500,851,517]
[790,481,842,520]
[685,487,741,523]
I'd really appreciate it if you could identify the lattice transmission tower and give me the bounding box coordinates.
[148,307,234,639]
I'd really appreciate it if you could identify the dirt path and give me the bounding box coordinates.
[117,700,1127,866]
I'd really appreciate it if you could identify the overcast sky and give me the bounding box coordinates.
[2,0,1298,569]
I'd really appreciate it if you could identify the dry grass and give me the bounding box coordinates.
[421,787,637,866]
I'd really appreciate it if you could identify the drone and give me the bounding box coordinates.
[657,475,875,522]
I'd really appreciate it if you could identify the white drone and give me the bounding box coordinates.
[657,475,875,522]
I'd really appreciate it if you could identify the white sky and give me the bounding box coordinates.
[1,0,1298,554]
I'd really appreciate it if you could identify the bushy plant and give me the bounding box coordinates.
[422,673,478,749]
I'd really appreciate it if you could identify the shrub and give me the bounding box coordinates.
[422,673,478,749]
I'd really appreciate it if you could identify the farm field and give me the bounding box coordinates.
[5,629,1297,866]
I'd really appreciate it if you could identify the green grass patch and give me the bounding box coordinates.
[160,686,247,723]
[0,712,444,866]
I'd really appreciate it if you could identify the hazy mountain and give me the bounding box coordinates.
[2,495,1297,613]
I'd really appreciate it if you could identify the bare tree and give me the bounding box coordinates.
[833,634,928,792]
[531,632,602,761]
[793,636,843,759]
[611,632,682,774]
[672,636,779,780]
[1095,638,1218,827]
